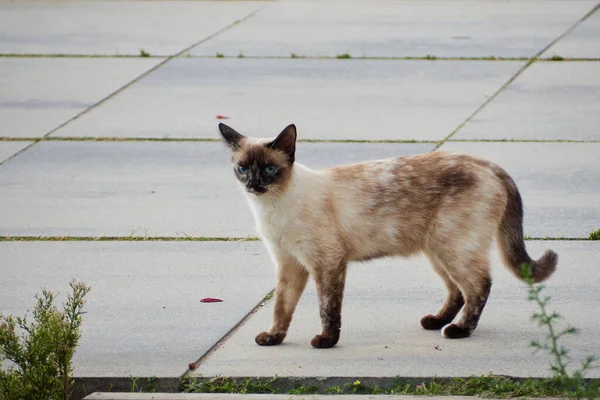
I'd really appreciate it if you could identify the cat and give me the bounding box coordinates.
[218,123,557,348]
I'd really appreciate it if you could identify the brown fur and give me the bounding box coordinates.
[218,123,558,347]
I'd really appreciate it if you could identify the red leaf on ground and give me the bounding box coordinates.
[188,362,197,370]
[200,297,223,303]
[216,115,229,119]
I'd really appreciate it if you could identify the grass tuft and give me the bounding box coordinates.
[336,53,351,59]
[182,375,595,397]
[139,49,150,57]
[215,52,225,58]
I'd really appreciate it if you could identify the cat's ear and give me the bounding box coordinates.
[218,123,245,151]
[268,124,297,163]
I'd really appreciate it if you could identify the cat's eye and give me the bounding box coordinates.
[237,165,248,174]
[265,165,277,175]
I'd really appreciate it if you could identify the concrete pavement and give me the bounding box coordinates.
[1,0,599,397]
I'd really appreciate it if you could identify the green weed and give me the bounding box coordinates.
[589,229,600,240]
[521,264,598,398]
[139,49,150,57]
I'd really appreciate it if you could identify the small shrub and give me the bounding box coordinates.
[0,280,90,400]
[589,228,600,240]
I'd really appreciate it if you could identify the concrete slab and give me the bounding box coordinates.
[437,142,600,238]
[542,8,600,59]
[0,241,272,377]
[0,1,267,56]
[0,141,434,237]
[0,141,32,163]
[187,1,596,58]
[451,62,600,141]
[0,58,159,138]
[51,58,523,141]
[191,241,600,378]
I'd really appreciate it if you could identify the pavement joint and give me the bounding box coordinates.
[0,236,260,242]
[3,53,600,62]
[5,137,600,144]
[188,291,275,375]
[0,236,592,242]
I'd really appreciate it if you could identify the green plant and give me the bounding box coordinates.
[550,54,564,61]
[424,54,437,60]
[290,53,298,59]
[215,53,225,58]
[286,384,317,394]
[237,52,244,59]
[0,280,90,400]
[182,377,276,394]
[336,53,351,59]
[139,49,150,57]
[324,385,343,394]
[589,229,600,240]
[521,264,598,398]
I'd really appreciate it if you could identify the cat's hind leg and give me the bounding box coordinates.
[438,255,492,339]
[420,254,464,330]
[255,252,309,346]
[310,261,348,349]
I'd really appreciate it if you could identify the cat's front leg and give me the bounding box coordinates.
[255,251,309,346]
[310,262,348,349]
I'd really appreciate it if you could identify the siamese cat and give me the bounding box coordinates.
[219,123,557,348]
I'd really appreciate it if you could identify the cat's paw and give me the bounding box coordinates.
[310,334,338,349]
[420,314,450,330]
[442,324,471,339]
[255,331,285,346]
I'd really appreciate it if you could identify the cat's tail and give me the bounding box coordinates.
[497,172,557,283]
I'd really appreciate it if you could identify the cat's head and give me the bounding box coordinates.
[218,123,297,196]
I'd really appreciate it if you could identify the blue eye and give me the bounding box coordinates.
[265,165,277,175]
[237,165,248,174]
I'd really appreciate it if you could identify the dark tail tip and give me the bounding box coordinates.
[531,250,558,283]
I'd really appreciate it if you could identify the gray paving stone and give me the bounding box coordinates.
[0,1,267,56]
[51,58,523,141]
[0,58,159,138]
[0,141,434,237]
[191,241,600,379]
[437,142,600,238]
[452,62,600,141]
[542,9,600,59]
[0,141,32,163]
[0,241,272,377]
[187,1,596,58]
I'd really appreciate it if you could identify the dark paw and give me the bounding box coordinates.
[255,331,285,346]
[420,314,451,330]
[442,324,471,339]
[310,334,338,348]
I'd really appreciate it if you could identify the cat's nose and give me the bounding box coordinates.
[246,182,266,194]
